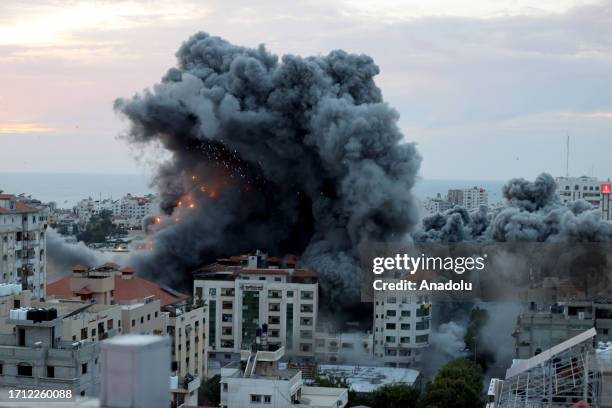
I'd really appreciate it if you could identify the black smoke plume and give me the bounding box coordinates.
[114,32,421,308]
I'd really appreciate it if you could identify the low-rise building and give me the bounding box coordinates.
[220,334,348,408]
[0,313,99,396]
[318,364,421,393]
[514,300,612,359]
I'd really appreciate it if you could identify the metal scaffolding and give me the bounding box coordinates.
[496,328,600,408]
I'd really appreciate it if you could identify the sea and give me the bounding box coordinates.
[0,172,507,208]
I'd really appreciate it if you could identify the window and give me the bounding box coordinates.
[81,328,88,340]
[82,363,88,374]
[386,310,396,317]
[92,328,96,337]
[155,312,158,318]
[287,290,293,298]
[0,363,3,375]
[401,310,411,317]
[147,314,150,321]
[401,323,410,330]
[386,323,396,330]
[47,366,55,378]
[107,319,113,330]
[13,299,20,309]
[140,317,144,324]
[131,319,135,327]
[17,364,32,377]
[416,334,429,343]
[264,395,272,404]
[251,395,262,403]
[222,383,228,392]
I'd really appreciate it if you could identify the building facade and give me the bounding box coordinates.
[373,287,431,368]
[447,187,489,211]
[0,316,99,396]
[194,252,318,365]
[220,343,348,408]
[556,176,612,220]
[514,300,612,359]
[0,193,48,299]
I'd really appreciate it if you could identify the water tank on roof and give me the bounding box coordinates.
[169,376,178,389]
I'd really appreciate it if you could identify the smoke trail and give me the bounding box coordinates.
[115,32,421,306]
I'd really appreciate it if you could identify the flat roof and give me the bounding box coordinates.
[318,365,420,393]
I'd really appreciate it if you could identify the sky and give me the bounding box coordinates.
[1,0,611,180]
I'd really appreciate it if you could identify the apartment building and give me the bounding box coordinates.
[447,187,488,211]
[166,303,206,406]
[194,251,318,365]
[373,287,432,368]
[514,300,612,359]
[220,339,348,408]
[34,301,122,343]
[556,176,612,220]
[0,193,49,299]
[0,313,99,396]
[47,262,207,395]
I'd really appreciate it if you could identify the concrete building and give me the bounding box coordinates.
[0,312,99,396]
[314,331,374,364]
[220,340,348,408]
[47,262,207,399]
[194,251,319,365]
[373,287,431,367]
[422,194,453,215]
[0,192,49,299]
[165,302,206,406]
[514,300,612,359]
[556,176,612,220]
[447,187,488,211]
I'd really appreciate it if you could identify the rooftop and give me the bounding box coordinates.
[48,264,190,306]
[318,365,420,393]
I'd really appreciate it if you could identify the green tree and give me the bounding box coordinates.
[370,384,420,408]
[198,374,220,406]
[422,358,484,408]
[77,210,125,244]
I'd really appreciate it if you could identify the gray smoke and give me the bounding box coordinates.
[114,32,421,306]
[416,173,612,243]
[46,229,110,282]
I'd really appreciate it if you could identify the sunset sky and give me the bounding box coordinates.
[1,0,611,180]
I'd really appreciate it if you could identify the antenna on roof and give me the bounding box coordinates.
[565,131,570,178]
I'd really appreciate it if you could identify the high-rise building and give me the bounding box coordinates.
[193,251,318,365]
[556,176,612,220]
[372,286,431,368]
[447,187,488,211]
[0,193,49,299]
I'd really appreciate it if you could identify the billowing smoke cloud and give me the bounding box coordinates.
[114,32,421,306]
[416,173,612,243]
[46,229,110,281]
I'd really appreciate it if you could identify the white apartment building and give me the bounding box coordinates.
[447,187,488,211]
[220,344,348,408]
[373,287,432,368]
[194,251,318,365]
[0,193,48,299]
[556,176,612,220]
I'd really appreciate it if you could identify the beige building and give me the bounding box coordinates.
[166,303,206,407]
